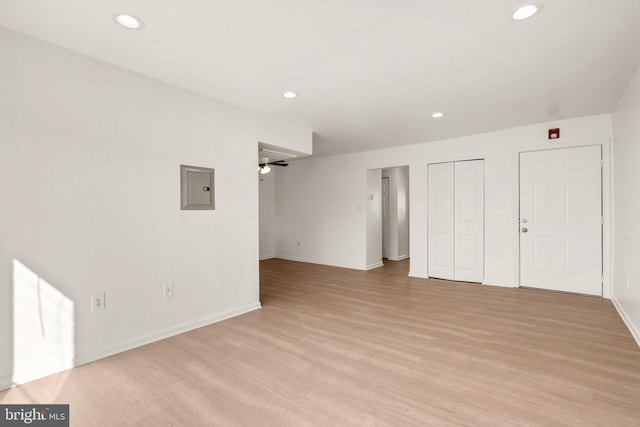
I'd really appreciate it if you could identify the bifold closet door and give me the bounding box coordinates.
[428,160,484,282]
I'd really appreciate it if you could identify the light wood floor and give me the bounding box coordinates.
[2,259,640,426]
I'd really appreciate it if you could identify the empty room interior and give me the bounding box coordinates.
[2,1,640,425]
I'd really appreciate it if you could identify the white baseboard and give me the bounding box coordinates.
[0,302,261,390]
[0,302,261,391]
[275,255,363,271]
[0,373,12,391]
[367,262,384,270]
[75,302,261,367]
[408,271,428,279]
[388,254,409,261]
[611,297,640,349]
[482,280,518,288]
[259,255,275,261]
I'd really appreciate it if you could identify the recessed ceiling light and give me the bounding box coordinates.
[114,13,145,30]
[282,91,297,99]
[432,112,444,119]
[511,3,543,21]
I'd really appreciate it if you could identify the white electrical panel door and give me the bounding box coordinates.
[519,146,602,296]
[428,163,455,280]
[428,160,485,283]
[454,160,485,282]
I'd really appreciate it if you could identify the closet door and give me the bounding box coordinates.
[454,160,484,282]
[428,160,484,283]
[428,163,454,280]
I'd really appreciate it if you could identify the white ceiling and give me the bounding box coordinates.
[1,0,640,156]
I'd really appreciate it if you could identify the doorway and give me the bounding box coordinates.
[366,166,410,269]
[381,166,410,262]
[519,145,603,296]
[382,177,389,259]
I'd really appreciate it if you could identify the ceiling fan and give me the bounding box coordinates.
[258,160,288,174]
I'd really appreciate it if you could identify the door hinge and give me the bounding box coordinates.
[600,159,604,168]
[601,217,604,226]
[602,275,604,283]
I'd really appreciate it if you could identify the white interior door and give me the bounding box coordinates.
[381,177,389,259]
[454,160,484,282]
[519,146,602,296]
[428,163,454,280]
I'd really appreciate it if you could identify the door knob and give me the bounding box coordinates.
[521,227,528,233]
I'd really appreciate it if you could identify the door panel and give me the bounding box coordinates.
[454,160,484,282]
[428,163,454,280]
[520,146,602,296]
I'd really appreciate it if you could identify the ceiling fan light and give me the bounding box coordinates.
[260,165,271,174]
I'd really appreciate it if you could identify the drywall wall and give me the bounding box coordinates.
[274,115,612,287]
[612,64,640,345]
[0,28,311,388]
[259,170,276,260]
[366,170,383,269]
[274,153,367,269]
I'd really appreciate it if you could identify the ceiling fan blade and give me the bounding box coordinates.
[268,161,288,167]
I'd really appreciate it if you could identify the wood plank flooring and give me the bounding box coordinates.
[2,258,640,426]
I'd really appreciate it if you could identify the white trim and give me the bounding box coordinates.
[0,374,13,391]
[0,302,262,391]
[367,262,384,270]
[409,271,428,279]
[8,362,76,389]
[482,280,518,288]
[259,255,275,261]
[275,255,362,271]
[74,302,261,368]
[388,254,409,261]
[611,297,640,349]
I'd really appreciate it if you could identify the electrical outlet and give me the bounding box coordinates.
[92,293,106,312]
[164,283,174,298]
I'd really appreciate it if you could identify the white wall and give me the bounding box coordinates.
[274,153,367,269]
[612,64,640,345]
[366,170,383,269]
[0,28,311,388]
[274,114,612,288]
[259,170,276,260]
